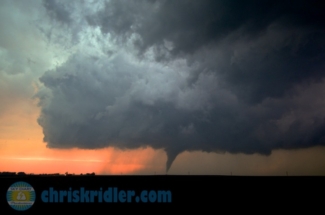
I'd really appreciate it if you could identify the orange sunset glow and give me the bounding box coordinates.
[0,97,165,175]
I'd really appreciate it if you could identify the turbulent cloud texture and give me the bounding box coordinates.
[34,0,325,171]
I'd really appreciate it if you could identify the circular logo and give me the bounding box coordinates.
[6,182,35,211]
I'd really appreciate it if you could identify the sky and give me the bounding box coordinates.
[1,0,325,175]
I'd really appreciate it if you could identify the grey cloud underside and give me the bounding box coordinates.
[43,0,72,25]
[38,0,325,171]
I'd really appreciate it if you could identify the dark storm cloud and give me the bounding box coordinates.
[36,50,325,171]
[37,51,260,170]
[208,26,325,104]
[86,0,325,103]
[87,0,325,55]
[37,0,325,171]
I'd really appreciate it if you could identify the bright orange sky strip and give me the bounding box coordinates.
[0,98,163,175]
